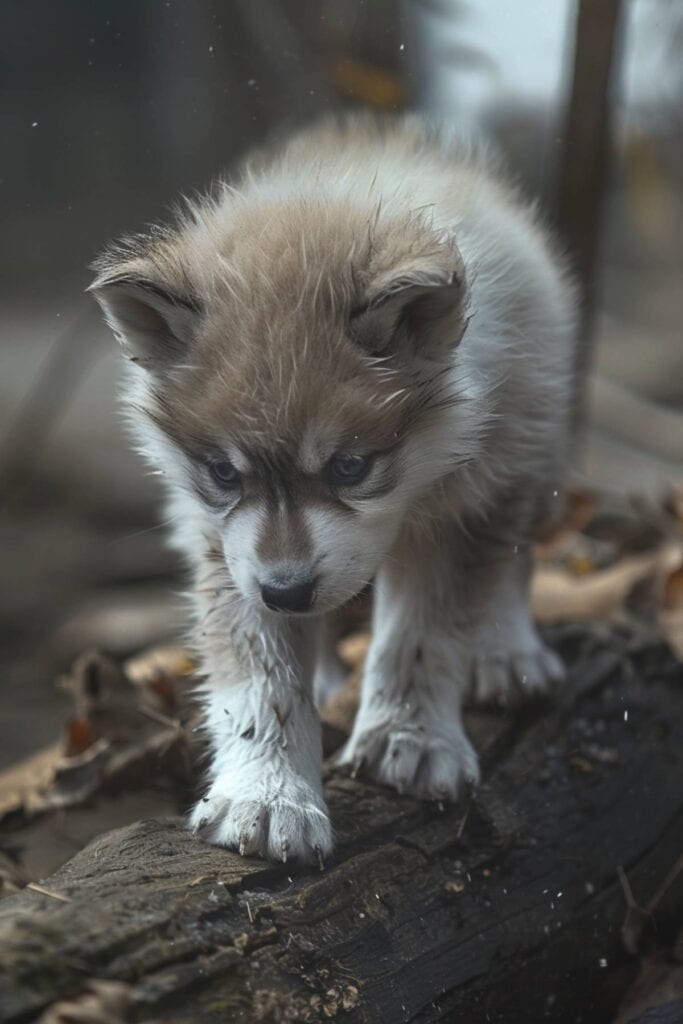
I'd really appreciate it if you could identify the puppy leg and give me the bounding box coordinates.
[337,528,480,800]
[188,598,332,864]
[469,547,565,705]
[313,614,348,707]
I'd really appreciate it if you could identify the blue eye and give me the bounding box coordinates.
[209,459,240,488]
[329,453,371,486]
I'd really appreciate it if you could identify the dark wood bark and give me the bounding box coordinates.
[626,1005,683,1024]
[0,624,682,1024]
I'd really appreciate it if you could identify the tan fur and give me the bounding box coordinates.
[91,113,577,864]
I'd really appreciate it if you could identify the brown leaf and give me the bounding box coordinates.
[569,555,595,577]
[145,673,178,713]
[0,743,62,821]
[565,488,597,532]
[531,553,661,622]
[664,484,683,529]
[663,565,683,610]
[124,645,194,685]
[660,608,683,661]
[329,56,404,109]
[65,718,94,757]
[0,644,196,831]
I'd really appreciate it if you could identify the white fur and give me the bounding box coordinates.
[94,115,577,864]
[470,550,566,704]
[188,575,332,861]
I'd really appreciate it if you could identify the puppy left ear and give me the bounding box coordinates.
[350,265,467,361]
[88,273,201,371]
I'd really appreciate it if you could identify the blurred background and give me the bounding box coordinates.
[1,0,682,768]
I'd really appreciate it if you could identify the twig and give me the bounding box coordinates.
[456,801,471,839]
[26,882,71,903]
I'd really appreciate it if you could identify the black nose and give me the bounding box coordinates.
[261,579,316,613]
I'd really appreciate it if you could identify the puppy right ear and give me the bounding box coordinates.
[88,273,201,370]
[350,268,465,361]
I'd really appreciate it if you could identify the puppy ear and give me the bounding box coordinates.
[88,274,201,370]
[351,260,467,362]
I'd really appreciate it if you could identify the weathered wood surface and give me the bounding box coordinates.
[624,1005,683,1024]
[0,624,682,1024]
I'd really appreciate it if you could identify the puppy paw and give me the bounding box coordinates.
[189,772,333,866]
[471,636,565,706]
[338,718,479,801]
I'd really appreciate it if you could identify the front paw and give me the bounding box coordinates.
[337,716,479,801]
[189,771,333,866]
[471,636,565,706]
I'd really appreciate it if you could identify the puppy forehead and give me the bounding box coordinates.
[252,403,400,477]
[297,422,343,473]
[222,434,349,481]
[297,416,377,473]
[197,384,404,466]
[154,323,413,470]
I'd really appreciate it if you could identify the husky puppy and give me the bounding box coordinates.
[91,115,576,864]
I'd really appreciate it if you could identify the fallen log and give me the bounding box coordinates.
[626,1005,683,1024]
[0,623,682,1024]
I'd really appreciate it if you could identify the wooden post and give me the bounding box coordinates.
[557,0,623,367]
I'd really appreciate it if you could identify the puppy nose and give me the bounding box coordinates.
[261,578,316,613]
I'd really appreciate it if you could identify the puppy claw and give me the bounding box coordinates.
[341,717,479,803]
[188,780,333,864]
[471,639,565,706]
[314,844,326,872]
[191,813,206,833]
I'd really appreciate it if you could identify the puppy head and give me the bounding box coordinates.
[91,198,471,614]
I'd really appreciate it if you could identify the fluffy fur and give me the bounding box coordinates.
[91,113,577,864]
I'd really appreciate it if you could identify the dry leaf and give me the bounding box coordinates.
[565,489,597,532]
[124,645,194,685]
[663,565,683,610]
[38,979,133,1024]
[65,718,94,757]
[0,645,196,829]
[570,555,595,577]
[660,609,683,661]
[337,632,369,670]
[532,553,661,622]
[0,743,63,820]
[329,56,404,108]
